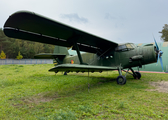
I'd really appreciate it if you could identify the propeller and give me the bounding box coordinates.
[154,37,164,72]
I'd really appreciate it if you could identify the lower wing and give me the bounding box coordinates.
[49,64,118,73]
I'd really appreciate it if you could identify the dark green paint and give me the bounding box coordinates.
[3,11,158,84]
[49,44,156,72]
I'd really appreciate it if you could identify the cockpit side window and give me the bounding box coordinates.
[126,43,135,50]
[119,45,127,49]
[115,43,135,52]
[126,44,132,48]
[130,43,136,48]
[115,45,127,51]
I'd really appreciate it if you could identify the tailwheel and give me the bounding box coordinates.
[117,75,126,85]
[64,72,67,75]
[133,71,141,79]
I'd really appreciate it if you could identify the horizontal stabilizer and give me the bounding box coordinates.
[49,64,118,72]
[34,53,67,59]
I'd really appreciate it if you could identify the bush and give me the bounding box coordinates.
[0,50,6,59]
[16,51,23,59]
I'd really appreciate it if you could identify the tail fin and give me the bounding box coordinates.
[53,45,69,55]
[34,45,69,65]
[53,45,69,65]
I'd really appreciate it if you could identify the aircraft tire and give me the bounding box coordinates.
[64,72,67,75]
[134,72,141,79]
[117,75,126,85]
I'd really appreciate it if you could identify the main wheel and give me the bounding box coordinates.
[117,75,126,85]
[133,71,141,79]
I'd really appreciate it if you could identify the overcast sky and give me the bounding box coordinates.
[0,0,168,44]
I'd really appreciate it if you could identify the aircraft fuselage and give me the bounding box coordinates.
[62,44,157,69]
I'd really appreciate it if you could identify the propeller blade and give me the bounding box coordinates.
[159,56,164,72]
[154,37,159,51]
[157,53,159,64]
[153,36,164,72]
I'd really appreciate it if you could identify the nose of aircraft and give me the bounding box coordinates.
[142,45,157,65]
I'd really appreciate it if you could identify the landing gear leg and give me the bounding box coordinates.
[130,68,141,79]
[116,67,126,85]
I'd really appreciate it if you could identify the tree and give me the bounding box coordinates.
[34,42,44,54]
[0,28,16,58]
[0,51,6,59]
[0,28,55,58]
[159,24,168,42]
[44,44,50,53]
[16,51,23,59]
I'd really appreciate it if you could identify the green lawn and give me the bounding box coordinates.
[0,64,168,119]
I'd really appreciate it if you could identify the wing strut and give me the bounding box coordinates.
[74,42,83,64]
[73,42,87,65]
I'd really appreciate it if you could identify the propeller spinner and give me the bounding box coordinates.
[154,38,164,72]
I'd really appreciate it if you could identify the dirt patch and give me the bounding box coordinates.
[148,81,168,93]
[22,92,58,104]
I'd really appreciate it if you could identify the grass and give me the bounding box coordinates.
[0,64,168,119]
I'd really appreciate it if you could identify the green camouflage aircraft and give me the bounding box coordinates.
[3,11,162,85]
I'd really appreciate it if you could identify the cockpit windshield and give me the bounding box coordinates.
[115,43,136,51]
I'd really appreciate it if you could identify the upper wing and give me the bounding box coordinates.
[3,11,118,53]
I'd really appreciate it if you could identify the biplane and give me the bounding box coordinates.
[3,11,162,85]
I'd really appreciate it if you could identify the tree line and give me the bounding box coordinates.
[0,28,55,59]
